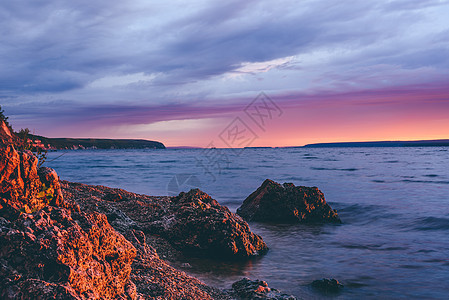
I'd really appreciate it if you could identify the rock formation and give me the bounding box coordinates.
[62,183,268,259]
[0,207,137,299]
[311,278,344,294]
[0,121,138,299]
[0,120,294,299]
[154,189,268,258]
[230,278,297,299]
[237,179,341,223]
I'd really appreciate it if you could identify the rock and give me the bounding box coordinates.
[155,189,268,258]
[0,120,68,218]
[61,182,233,299]
[237,179,341,223]
[62,182,268,258]
[37,167,64,207]
[230,278,297,299]
[311,278,344,293]
[0,143,43,217]
[0,206,137,299]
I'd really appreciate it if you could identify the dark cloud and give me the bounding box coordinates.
[1,0,449,134]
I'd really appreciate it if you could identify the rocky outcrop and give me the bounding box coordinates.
[38,167,64,207]
[237,179,341,223]
[154,189,268,258]
[0,121,137,299]
[229,278,296,300]
[0,207,137,299]
[311,278,344,294]
[63,183,269,260]
[0,119,297,299]
[60,182,236,299]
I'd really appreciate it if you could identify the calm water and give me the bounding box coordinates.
[46,147,449,299]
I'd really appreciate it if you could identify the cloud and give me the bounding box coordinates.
[1,0,449,142]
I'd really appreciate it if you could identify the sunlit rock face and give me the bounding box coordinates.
[237,179,341,224]
[0,120,137,299]
[0,207,137,299]
[0,121,44,217]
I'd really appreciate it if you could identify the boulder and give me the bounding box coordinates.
[151,189,268,258]
[230,278,297,299]
[311,278,344,293]
[237,179,341,223]
[0,206,137,299]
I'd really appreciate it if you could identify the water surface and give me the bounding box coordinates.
[47,147,449,299]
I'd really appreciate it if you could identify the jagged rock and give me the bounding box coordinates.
[65,183,269,259]
[237,179,341,223]
[311,278,344,293]
[0,119,232,299]
[230,278,297,299]
[0,144,43,217]
[0,121,63,218]
[0,206,137,299]
[61,182,233,299]
[156,189,268,258]
[38,167,64,207]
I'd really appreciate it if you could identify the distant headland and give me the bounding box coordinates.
[301,139,449,148]
[29,134,166,150]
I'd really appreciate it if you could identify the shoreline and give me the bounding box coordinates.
[60,179,295,299]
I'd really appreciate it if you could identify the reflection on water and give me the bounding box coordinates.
[47,147,449,299]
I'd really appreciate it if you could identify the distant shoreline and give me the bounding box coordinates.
[301,139,449,148]
[29,134,166,150]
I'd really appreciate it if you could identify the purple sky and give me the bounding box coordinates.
[1,0,449,146]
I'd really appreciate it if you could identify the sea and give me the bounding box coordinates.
[46,147,449,299]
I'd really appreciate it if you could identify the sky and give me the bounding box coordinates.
[1,0,449,147]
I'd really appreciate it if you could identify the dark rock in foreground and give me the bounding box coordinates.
[237,179,341,223]
[156,189,268,258]
[230,278,297,299]
[311,278,344,293]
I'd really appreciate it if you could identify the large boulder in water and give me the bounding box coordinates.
[237,179,341,223]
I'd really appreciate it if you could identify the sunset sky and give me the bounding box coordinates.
[1,0,449,147]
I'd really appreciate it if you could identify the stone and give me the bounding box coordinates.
[230,278,297,299]
[237,179,341,223]
[311,278,344,293]
[156,189,269,258]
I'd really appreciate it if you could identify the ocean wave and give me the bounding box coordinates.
[310,167,359,171]
[412,216,449,231]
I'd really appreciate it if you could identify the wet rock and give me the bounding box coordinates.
[0,206,137,299]
[237,179,341,223]
[230,278,297,299]
[311,278,344,293]
[155,189,268,258]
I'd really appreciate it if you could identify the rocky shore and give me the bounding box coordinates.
[1,119,343,299]
[0,120,300,299]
